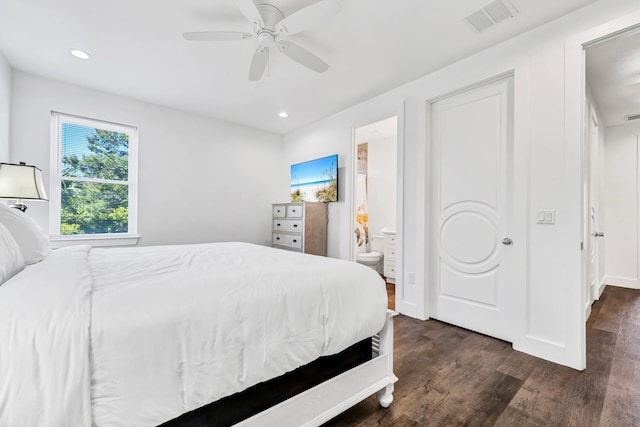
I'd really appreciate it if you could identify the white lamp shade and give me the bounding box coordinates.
[0,163,48,200]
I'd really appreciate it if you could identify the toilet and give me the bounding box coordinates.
[356,234,384,274]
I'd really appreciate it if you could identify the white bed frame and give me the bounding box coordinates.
[238,310,398,426]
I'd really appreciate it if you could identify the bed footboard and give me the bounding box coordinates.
[238,309,398,427]
[374,309,397,408]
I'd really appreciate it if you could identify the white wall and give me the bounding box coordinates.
[604,122,640,288]
[0,51,10,162]
[10,71,285,247]
[283,0,640,368]
[367,135,396,238]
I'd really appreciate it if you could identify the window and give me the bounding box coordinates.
[50,113,138,243]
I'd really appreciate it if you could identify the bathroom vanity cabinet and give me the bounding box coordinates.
[383,231,397,283]
[272,202,328,256]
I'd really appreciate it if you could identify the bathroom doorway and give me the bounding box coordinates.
[352,116,398,308]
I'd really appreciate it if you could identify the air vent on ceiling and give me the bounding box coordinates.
[465,0,518,32]
[625,113,640,121]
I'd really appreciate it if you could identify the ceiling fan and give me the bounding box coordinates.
[183,0,339,81]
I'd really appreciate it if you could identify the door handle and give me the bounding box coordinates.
[593,232,604,237]
[502,237,513,245]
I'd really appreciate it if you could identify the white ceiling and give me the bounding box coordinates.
[0,0,602,135]
[587,28,640,127]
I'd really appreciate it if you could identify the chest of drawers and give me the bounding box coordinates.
[272,202,328,256]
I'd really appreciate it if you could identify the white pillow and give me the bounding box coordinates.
[0,203,51,264]
[0,221,24,284]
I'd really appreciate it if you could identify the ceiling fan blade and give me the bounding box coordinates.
[234,0,264,26]
[249,47,269,81]
[277,41,328,73]
[183,31,253,41]
[275,0,339,36]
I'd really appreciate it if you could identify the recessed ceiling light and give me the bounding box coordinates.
[70,49,92,60]
[279,112,289,118]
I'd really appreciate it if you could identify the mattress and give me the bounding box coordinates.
[0,242,387,426]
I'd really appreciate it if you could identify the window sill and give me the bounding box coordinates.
[50,234,140,248]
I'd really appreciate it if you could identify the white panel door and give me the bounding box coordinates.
[587,106,600,304]
[430,77,514,342]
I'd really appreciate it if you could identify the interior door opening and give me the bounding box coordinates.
[352,116,398,310]
[583,26,640,315]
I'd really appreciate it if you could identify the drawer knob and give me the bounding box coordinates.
[276,237,280,240]
[293,239,297,243]
[293,224,298,228]
[277,223,281,226]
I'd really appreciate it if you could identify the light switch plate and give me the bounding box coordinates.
[537,209,556,224]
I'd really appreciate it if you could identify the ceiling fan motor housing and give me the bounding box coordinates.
[258,31,275,47]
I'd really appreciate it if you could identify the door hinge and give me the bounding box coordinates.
[580,241,584,251]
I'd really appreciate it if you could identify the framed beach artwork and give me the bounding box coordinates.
[290,154,338,202]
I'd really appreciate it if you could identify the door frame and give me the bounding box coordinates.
[349,103,406,312]
[565,10,640,370]
[425,70,528,349]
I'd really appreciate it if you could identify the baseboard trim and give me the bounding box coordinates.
[596,279,606,299]
[602,276,640,290]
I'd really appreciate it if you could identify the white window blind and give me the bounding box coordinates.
[50,113,138,240]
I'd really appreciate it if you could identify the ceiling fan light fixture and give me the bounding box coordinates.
[279,112,289,118]
[258,32,276,47]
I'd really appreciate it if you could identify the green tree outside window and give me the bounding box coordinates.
[61,126,130,235]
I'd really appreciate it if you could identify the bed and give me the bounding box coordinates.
[0,204,397,426]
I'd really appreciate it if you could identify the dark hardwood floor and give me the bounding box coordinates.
[386,282,395,310]
[324,285,640,426]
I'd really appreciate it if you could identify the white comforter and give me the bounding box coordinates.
[0,242,387,427]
